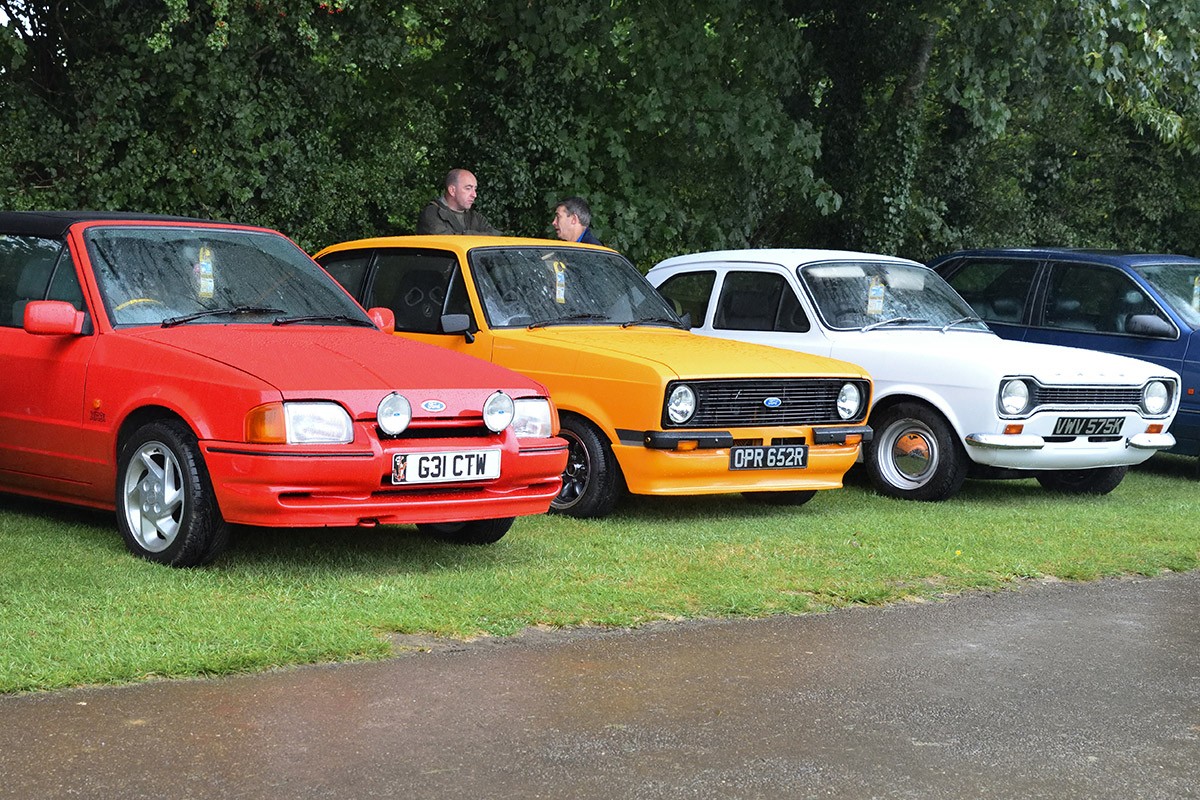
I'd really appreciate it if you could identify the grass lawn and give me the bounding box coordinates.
[2,453,1196,694]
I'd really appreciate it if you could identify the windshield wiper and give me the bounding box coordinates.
[620,316,685,329]
[161,306,286,328]
[940,315,983,332]
[861,316,929,332]
[272,314,377,328]
[527,313,610,329]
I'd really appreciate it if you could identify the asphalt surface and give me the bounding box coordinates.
[2,571,1197,799]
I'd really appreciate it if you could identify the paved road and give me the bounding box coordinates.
[2,571,1197,799]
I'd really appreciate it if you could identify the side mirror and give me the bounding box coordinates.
[25,300,86,335]
[441,313,476,343]
[679,311,693,329]
[1125,313,1175,338]
[367,307,395,334]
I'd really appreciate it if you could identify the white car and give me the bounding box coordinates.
[648,249,1181,501]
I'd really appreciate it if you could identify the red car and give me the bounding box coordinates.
[0,212,567,566]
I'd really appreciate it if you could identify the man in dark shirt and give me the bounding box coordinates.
[416,169,502,235]
[551,196,602,245]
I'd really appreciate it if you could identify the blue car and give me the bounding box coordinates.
[930,248,1200,457]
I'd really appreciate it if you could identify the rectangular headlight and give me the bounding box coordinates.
[511,398,554,439]
[284,402,354,444]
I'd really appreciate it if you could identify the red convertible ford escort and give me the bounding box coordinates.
[0,212,567,566]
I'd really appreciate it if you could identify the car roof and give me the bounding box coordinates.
[651,248,921,272]
[931,247,1200,268]
[0,210,222,238]
[315,234,617,258]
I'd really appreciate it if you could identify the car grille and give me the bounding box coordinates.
[1032,386,1143,407]
[667,378,868,428]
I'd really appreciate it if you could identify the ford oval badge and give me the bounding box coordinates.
[421,400,447,413]
[763,397,782,409]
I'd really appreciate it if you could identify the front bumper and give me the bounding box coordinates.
[964,430,1176,470]
[201,437,568,528]
[615,425,872,496]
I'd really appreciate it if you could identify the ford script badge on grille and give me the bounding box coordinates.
[763,397,782,408]
[421,400,447,413]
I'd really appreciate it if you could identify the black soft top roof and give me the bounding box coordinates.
[0,210,224,238]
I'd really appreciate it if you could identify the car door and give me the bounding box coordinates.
[1022,260,1186,377]
[0,235,97,494]
[937,256,1040,341]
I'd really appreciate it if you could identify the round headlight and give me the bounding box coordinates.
[667,384,696,425]
[836,382,863,421]
[999,379,1031,416]
[1142,380,1170,416]
[483,391,515,432]
[377,393,412,436]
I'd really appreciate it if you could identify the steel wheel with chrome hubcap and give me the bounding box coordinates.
[865,401,967,502]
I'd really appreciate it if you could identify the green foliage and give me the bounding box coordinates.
[429,0,834,264]
[0,0,441,250]
[2,1,1200,259]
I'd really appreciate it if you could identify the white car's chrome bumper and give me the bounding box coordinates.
[965,432,1175,451]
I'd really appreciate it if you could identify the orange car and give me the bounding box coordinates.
[315,236,873,518]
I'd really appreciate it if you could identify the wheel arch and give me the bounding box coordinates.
[115,405,197,461]
[870,388,968,446]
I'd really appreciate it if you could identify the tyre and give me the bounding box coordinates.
[116,419,229,567]
[551,415,621,518]
[417,517,515,544]
[1036,466,1128,495]
[742,490,817,506]
[865,402,968,501]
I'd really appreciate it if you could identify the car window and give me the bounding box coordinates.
[713,271,810,332]
[940,258,1037,324]
[469,247,680,328]
[319,253,372,299]
[1042,262,1165,334]
[0,235,84,328]
[86,226,369,327]
[801,260,985,330]
[368,251,465,334]
[1133,262,1200,328]
[655,271,715,327]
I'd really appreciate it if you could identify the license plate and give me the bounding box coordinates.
[729,444,809,470]
[392,449,501,485]
[1052,416,1124,436]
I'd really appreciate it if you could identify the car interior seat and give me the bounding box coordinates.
[11,256,55,327]
[715,289,772,330]
[1047,297,1097,331]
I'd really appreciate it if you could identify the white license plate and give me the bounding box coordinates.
[1052,416,1124,436]
[729,444,809,470]
[392,449,502,485]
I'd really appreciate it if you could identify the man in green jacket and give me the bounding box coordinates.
[416,169,502,235]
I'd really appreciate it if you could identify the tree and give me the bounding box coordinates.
[0,0,443,250]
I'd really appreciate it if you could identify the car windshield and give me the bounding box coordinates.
[469,247,684,329]
[86,226,371,327]
[800,260,989,331]
[1131,262,1200,328]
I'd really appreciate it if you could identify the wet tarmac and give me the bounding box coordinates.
[1,571,1197,799]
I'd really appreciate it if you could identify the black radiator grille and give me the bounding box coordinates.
[667,379,868,428]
